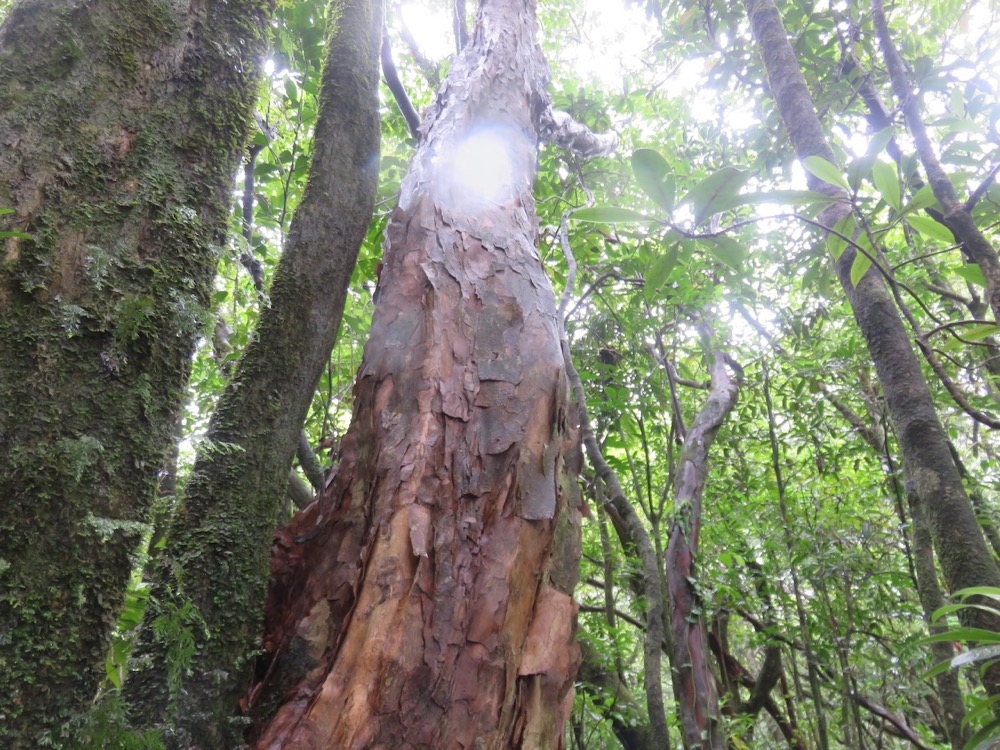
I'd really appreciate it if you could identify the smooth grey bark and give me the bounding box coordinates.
[0,1,269,745]
[743,0,1000,698]
[123,1,383,746]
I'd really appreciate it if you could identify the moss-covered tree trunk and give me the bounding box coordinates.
[244,0,584,746]
[742,0,1000,693]
[123,1,384,746]
[0,0,270,745]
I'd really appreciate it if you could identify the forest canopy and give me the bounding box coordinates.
[2,0,1000,748]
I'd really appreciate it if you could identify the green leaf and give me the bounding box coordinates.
[952,644,1000,668]
[827,214,855,260]
[679,167,751,225]
[850,249,872,287]
[0,231,31,239]
[644,243,680,302]
[907,214,956,244]
[572,207,656,223]
[0,208,14,215]
[962,693,1000,726]
[631,149,675,213]
[902,183,938,214]
[965,719,1000,750]
[871,161,901,210]
[704,236,745,271]
[954,264,987,287]
[802,155,850,191]
[729,189,837,209]
[955,323,1000,343]
[955,586,1000,601]
[922,627,1000,644]
[866,127,896,157]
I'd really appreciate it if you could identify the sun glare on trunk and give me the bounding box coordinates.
[434,126,527,214]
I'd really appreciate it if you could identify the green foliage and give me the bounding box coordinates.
[36,0,999,745]
[925,588,1000,749]
[151,598,205,709]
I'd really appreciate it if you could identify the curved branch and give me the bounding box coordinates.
[381,26,421,139]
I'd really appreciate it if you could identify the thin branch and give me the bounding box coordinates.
[452,0,468,52]
[381,26,421,139]
[853,694,934,750]
[967,163,1000,212]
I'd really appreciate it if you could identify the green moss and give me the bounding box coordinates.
[0,0,273,742]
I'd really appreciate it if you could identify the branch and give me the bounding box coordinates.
[556,233,669,748]
[966,163,1000,212]
[853,694,934,750]
[452,0,468,52]
[539,109,618,161]
[296,431,325,491]
[873,0,1000,324]
[381,26,421,139]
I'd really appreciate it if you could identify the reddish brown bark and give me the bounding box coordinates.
[245,1,583,747]
[666,349,739,750]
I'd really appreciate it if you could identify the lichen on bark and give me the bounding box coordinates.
[0,0,271,744]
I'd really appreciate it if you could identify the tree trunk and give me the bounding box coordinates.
[123,1,383,746]
[908,487,970,749]
[666,350,739,749]
[246,0,584,747]
[743,0,1000,693]
[0,1,269,744]
[871,0,1000,326]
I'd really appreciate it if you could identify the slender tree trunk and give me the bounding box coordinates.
[0,1,269,744]
[246,0,584,746]
[124,1,383,746]
[666,349,739,749]
[743,0,1000,695]
[564,348,671,747]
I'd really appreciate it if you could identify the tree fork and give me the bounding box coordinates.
[124,0,383,745]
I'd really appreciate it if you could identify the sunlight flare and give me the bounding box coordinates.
[433,125,529,213]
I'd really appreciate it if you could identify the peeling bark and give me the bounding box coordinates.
[666,349,739,750]
[247,1,583,747]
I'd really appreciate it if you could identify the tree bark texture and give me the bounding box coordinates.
[122,2,383,745]
[666,351,738,750]
[0,1,269,744]
[908,487,970,750]
[743,0,1000,689]
[247,0,584,747]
